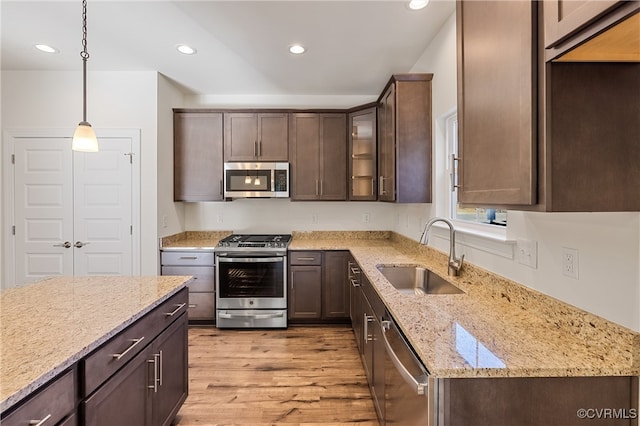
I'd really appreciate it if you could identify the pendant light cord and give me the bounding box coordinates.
[80,0,90,124]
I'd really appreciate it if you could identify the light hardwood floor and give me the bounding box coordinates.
[175,326,379,426]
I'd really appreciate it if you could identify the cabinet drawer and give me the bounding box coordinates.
[82,288,188,397]
[162,265,215,292]
[188,292,215,319]
[2,369,75,426]
[289,251,322,265]
[161,251,215,266]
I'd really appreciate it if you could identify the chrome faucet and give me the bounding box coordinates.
[419,217,464,276]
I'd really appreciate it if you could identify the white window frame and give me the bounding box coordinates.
[433,110,515,259]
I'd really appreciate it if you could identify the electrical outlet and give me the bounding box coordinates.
[562,247,579,279]
[312,213,318,224]
[162,215,168,228]
[363,212,371,224]
[216,213,223,224]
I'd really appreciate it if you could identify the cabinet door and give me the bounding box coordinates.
[543,0,622,48]
[349,107,377,201]
[378,85,396,202]
[151,313,188,426]
[224,113,259,161]
[456,1,536,206]
[289,265,322,319]
[289,114,321,200]
[257,113,289,161]
[319,114,347,200]
[322,251,350,319]
[82,346,153,426]
[174,112,224,201]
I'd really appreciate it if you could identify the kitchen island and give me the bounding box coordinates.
[0,275,191,424]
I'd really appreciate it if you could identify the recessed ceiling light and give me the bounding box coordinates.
[177,44,197,55]
[35,44,58,53]
[289,44,306,55]
[408,0,429,10]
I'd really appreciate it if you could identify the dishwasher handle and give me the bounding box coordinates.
[381,321,428,396]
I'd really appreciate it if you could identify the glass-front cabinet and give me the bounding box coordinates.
[349,106,377,200]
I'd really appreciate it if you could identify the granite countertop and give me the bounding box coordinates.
[0,275,192,412]
[159,230,640,379]
[159,230,232,250]
[290,231,640,379]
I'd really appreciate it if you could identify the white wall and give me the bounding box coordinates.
[396,13,640,332]
[1,70,161,276]
[157,74,187,241]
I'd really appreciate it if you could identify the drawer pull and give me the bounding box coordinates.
[111,337,145,360]
[189,304,198,308]
[29,414,52,426]
[296,257,317,261]
[179,256,198,260]
[148,357,158,392]
[164,303,186,317]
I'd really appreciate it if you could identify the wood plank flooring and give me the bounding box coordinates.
[174,326,379,426]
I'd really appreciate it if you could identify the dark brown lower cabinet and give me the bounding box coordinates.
[288,251,350,323]
[83,312,188,426]
[289,265,323,319]
[83,344,153,426]
[1,369,76,426]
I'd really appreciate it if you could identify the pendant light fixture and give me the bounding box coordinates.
[72,0,98,152]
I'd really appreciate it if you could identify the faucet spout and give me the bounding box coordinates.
[420,217,464,276]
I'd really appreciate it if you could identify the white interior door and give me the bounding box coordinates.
[73,137,133,276]
[9,131,138,286]
[13,138,74,284]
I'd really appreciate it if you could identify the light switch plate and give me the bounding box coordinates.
[516,238,537,268]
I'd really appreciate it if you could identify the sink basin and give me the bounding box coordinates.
[377,265,464,295]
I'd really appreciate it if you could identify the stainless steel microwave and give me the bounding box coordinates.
[223,162,289,198]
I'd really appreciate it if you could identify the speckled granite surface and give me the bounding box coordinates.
[160,230,233,250]
[291,231,640,379]
[0,275,191,412]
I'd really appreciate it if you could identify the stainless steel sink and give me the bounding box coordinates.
[376,265,465,295]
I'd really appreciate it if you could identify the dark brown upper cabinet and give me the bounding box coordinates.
[457,1,640,212]
[377,74,433,203]
[456,1,537,206]
[173,110,224,202]
[348,106,378,201]
[289,113,347,201]
[224,112,288,162]
[543,0,639,60]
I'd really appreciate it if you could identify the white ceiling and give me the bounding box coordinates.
[1,0,455,96]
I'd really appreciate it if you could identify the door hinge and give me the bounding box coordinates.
[11,154,15,165]
[124,152,134,164]
[130,225,133,235]
[12,225,16,235]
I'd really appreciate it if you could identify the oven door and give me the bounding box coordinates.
[216,255,287,309]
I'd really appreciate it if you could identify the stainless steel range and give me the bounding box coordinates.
[215,234,291,328]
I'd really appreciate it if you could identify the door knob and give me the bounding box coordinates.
[74,241,90,248]
[53,241,71,248]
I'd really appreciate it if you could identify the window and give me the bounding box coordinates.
[446,112,507,227]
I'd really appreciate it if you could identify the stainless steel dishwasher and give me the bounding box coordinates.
[381,311,431,425]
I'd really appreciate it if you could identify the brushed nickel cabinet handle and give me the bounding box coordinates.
[364,313,373,344]
[112,337,145,360]
[29,414,52,426]
[296,257,317,261]
[179,256,198,260]
[164,303,186,317]
[147,357,158,392]
[158,350,163,386]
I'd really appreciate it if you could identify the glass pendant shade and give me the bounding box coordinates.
[254,177,261,186]
[72,121,98,152]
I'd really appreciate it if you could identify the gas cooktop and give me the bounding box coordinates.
[216,234,292,249]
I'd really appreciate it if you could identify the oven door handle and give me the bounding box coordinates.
[216,255,284,263]
[219,311,285,320]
